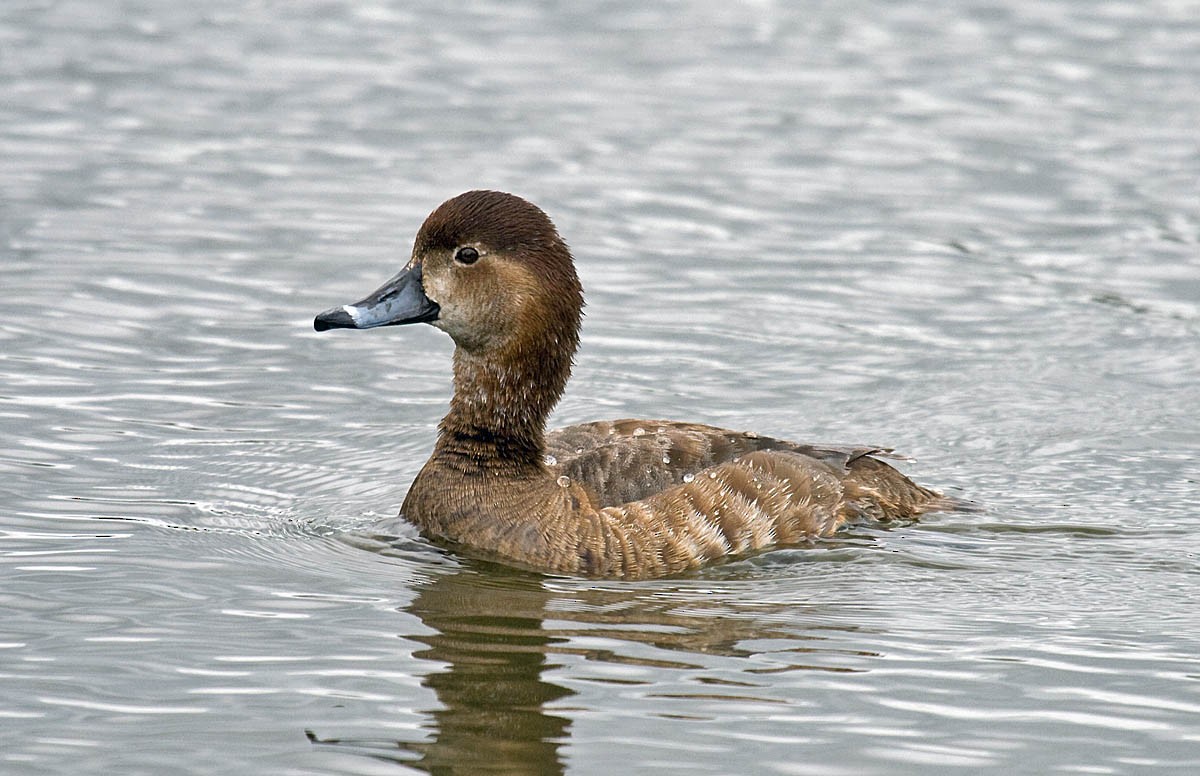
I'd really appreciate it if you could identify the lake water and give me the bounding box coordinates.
[2,1,1199,774]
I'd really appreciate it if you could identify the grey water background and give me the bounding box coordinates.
[2,0,1199,773]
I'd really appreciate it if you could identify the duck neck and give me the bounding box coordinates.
[434,339,572,472]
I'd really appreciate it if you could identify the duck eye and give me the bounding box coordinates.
[454,246,480,265]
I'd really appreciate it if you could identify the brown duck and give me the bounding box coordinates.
[315,190,957,579]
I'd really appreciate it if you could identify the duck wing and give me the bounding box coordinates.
[571,448,951,578]
[545,419,890,508]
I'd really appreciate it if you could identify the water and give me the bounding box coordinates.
[2,0,1199,773]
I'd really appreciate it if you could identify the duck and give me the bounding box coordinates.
[314,190,957,579]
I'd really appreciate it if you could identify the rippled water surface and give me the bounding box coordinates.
[3,1,1199,774]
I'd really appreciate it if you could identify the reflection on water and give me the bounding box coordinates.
[313,568,575,775]
[307,561,748,772]
[308,558,867,774]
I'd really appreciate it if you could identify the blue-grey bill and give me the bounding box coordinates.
[314,264,439,331]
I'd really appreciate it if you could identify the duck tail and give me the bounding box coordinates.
[841,454,979,522]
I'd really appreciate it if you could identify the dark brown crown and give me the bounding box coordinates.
[417,190,565,254]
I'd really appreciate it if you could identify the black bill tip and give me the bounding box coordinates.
[314,306,356,332]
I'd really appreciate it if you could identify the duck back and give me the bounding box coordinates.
[546,419,902,508]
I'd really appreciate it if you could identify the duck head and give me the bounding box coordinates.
[315,190,581,349]
[314,190,584,461]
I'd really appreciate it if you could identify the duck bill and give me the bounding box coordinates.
[314,263,439,332]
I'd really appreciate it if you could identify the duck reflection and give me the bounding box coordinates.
[399,564,574,775]
[309,552,859,774]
